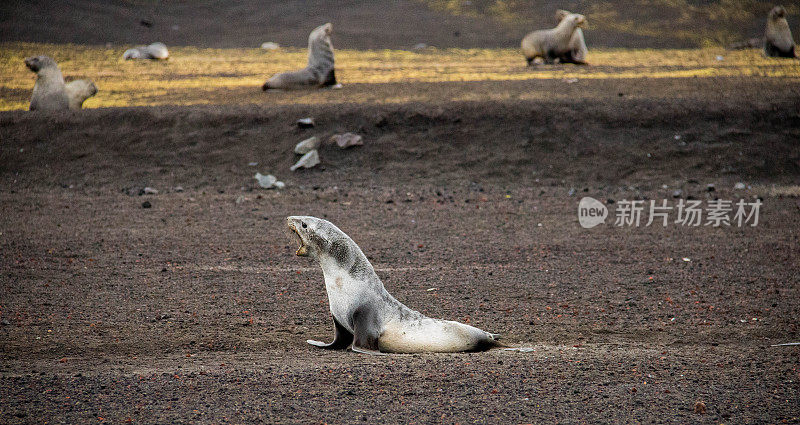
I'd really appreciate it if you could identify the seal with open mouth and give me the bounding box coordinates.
[285,216,501,354]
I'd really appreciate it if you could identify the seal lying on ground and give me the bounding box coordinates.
[764,6,796,58]
[24,56,97,111]
[521,12,587,65]
[123,42,170,60]
[262,23,337,90]
[555,9,588,64]
[286,216,501,354]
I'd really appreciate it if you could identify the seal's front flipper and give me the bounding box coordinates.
[320,68,337,87]
[350,305,381,354]
[307,317,353,349]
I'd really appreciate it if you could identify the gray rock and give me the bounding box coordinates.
[291,149,320,171]
[294,136,321,154]
[331,133,363,149]
[297,118,315,128]
[254,173,283,189]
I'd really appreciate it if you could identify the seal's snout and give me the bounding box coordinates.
[262,82,270,91]
[24,57,38,72]
[285,216,309,256]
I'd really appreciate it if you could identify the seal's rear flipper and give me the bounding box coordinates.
[307,317,353,349]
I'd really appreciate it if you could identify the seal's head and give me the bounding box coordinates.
[570,14,587,29]
[555,9,570,21]
[770,5,787,20]
[286,216,347,258]
[24,55,57,73]
[316,23,333,36]
[123,48,143,60]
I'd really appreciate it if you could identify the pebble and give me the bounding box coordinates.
[294,136,321,154]
[254,173,284,189]
[734,182,746,190]
[297,118,315,128]
[141,201,152,208]
[331,133,363,149]
[143,187,158,195]
[291,149,320,171]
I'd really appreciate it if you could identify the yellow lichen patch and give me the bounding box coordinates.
[1,42,798,110]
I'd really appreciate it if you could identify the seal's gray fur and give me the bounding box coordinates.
[286,216,500,354]
[764,6,796,58]
[25,55,97,111]
[262,23,337,90]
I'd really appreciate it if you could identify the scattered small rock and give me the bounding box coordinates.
[291,149,320,171]
[248,162,258,167]
[235,195,247,204]
[1,319,10,326]
[297,118,315,128]
[567,188,576,196]
[413,43,429,50]
[564,78,578,84]
[706,184,715,192]
[260,42,280,50]
[143,187,158,195]
[503,347,534,352]
[606,199,615,204]
[254,173,284,189]
[295,136,321,154]
[141,201,152,208]
[694,401,706,414]
[330,83,343,89]
[331,133,363,149]
[672,189,683,198]
[715,55,724,61]
[734,182,746,190]
[174,186,184,192]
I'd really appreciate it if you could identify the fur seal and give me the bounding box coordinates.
[123,42,170,60]
[262,23,337,90]
[521,12,587,65]
[64,79,98,110]
[555,9,588,64]
[285,216,501,354]
[764,6,796,58]
[24,55,97,111]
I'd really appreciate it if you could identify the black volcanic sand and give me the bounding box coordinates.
[1,83,799,424]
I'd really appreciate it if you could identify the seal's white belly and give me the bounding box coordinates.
[378,318,481,353]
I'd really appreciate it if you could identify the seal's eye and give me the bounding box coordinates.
[302,222,307,229]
